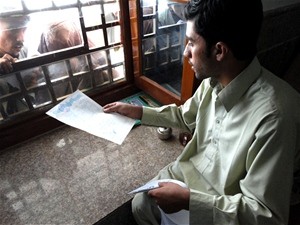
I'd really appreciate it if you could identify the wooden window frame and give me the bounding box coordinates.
[131,0,196,106]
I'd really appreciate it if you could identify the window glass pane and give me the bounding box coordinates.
[53,0,78,6]
[94,69,111,86]
[53,81,72,100]
[35,87,52,107]
[113,65,124,81]
[107,25,121,45]
[80,0,101,3]
[90,50,108,70]
[143,19,155,36]
[142,0,155,8]
[71,56,90,75]
[76,74,92,91]
[0,73,30,115]
[23,0,53,10]
[143,37,156,53]
[82,5,102,27]
[5,93,29,114]
[26,9,82,56]
[1,74,20,91]
[48,61,68,81]
[141,0,186,96]
[0,0,22,12]
[21,67,44,89]
[104,3,120,23]
[47,61,72,100]
[170,47,181,62]
[110,47,124,64]
[87,29,105,49]
[143,6,155,16]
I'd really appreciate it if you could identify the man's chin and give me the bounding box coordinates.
[10,51,20,58]
[195,73,203,80]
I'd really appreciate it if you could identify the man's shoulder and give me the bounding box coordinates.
[257,68,300,116]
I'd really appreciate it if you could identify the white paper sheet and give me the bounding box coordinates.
[46,90,136,145]
[129,179,189,225]
[128,179,187,194]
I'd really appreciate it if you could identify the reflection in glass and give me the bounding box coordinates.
[21,67,44,89]
[141,0,186,96]
[104,3,120,23]
[107,26,121,45]
[71,56,89,75]
[0,73,30,115]
[76,73,92,91]
[158,1,185,27]
[33,85,52,107]
[5,93,29,114]
[1,74,20,92]
[91,51,107,69]
[143,19,156,36]
[94,68,110,86]
[143,37,156,54]
[52,81,72,100]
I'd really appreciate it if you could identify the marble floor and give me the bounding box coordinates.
[0,124,184,225]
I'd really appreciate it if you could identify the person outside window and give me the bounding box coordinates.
[0,14,34,115]
[0,15,29,74]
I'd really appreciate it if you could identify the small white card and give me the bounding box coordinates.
[128,179,187,194]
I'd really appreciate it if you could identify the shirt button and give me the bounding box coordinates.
[216,119,220,124]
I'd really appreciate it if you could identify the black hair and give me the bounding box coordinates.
[184,0,263,60]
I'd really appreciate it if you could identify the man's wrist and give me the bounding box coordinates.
[182,188,190,210]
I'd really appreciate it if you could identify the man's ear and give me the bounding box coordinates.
[214,42,229,61]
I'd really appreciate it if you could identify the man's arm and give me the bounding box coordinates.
[148,182,190,213]
[103,102,143,120]
[0,53,16,74]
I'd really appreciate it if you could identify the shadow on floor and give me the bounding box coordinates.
[93,199,138,225]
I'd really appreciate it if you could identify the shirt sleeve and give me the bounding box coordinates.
[188,114,295,225]
[141,80,208,132]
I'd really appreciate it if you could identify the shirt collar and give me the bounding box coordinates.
[210,57,262,112]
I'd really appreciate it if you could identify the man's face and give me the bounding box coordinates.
[0,21,26,58]
[184,20,216,80]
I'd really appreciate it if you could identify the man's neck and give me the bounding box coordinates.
[218,59,252,87]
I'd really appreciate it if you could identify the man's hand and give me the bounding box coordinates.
[103,102,143,120]
[148,182,190,214]
[0,54,17,74]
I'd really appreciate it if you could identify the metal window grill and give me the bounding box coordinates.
[0,0,126,123]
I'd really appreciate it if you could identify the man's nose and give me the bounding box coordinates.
[183,45,190,58]
[15,29,26,42]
